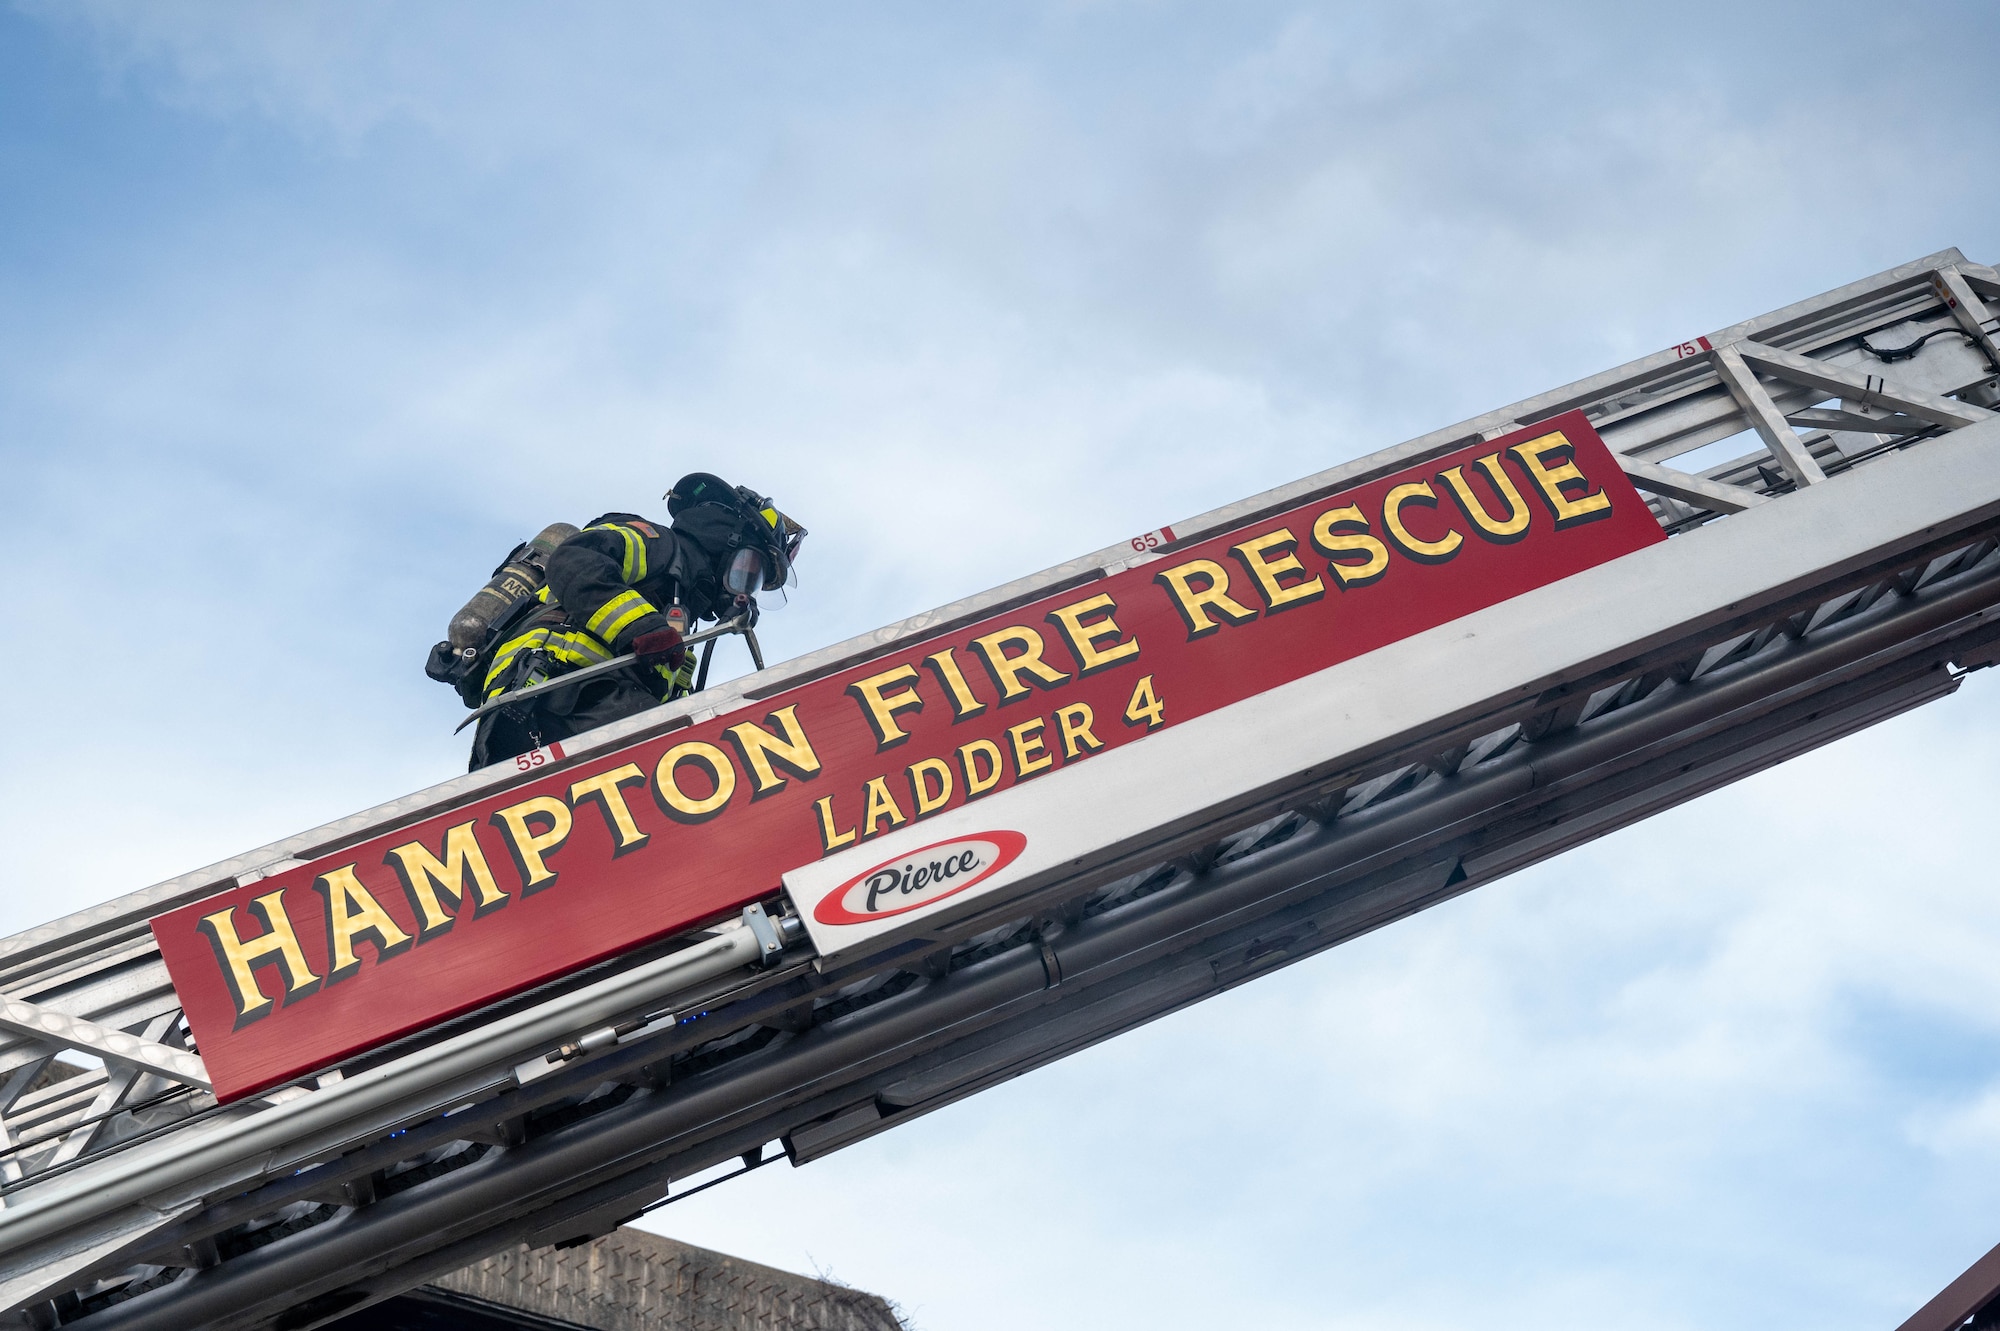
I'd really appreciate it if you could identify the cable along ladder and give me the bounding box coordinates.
[1,248,1998,1331]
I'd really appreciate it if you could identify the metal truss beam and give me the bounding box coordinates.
[7,248,2000,1330]
[0,1002,205,1094]
[1710,342,1828,486]
[1736,339,1994,429]
[1617,454,1767,513]
[58,546,2000,1329]
[1933,266,2000,371]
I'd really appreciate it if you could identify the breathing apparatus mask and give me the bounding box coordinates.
[666,473,807,613]
[722,546,765,597]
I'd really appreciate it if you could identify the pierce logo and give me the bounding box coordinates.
[813,831,1028,926]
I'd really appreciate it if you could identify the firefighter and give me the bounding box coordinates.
[467,473,804,769]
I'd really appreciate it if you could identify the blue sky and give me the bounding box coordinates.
[4,3,2000,1327]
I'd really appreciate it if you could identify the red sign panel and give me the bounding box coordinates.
[154,413,1664,1100]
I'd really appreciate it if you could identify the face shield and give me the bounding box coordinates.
[774,510,806,582]
[743,505,806,593]
[665,476,804,597]
[723,546,766,597]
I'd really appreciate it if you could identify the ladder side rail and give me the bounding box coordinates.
[1595,308,1993,467]
[0,916,780,1276]
[1615,329,1997,510]
[0,964,188,1081]
[15,435,2000,1279]
[1934,266,2000,370]
[0,1002,205,1094]
[0,354,1987,1213]
[32,533,2000,1323]
[1514,261,1951,438]
[10,937,165,1009]
[0,245,1968,995]
[57,628,1985,1331]
[1607,309,1989,465]
[2,250,1980,976]
[4,253,1998,1279]
[0,929,157,999]
[15,403,2000,1199]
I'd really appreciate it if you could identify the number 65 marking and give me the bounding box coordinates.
[1128,525,1178,554]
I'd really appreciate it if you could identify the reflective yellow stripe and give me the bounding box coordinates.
[484,628,550,697]
[619,527,645,582]
[488,630,545,674]
[483,627,616,699]
[544,630,615,669]
[585,588,654,642]
[599,598,656,643]
[650,656,697,701]
[587,522,648,584]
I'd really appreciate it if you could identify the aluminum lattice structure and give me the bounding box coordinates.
[2,248,1999,1330]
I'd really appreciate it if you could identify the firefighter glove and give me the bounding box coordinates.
[631,626,687,670]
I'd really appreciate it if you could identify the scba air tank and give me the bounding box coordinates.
[446,522,580,653]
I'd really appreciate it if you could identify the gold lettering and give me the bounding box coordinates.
[971,625,1071,704]
[311,865,414,982]
[653,741,737,823]
[724,705,823,798]
[908,756,954,817]
[567,763,651,854]
[846,664,925,750]
[1229,528,1325,612]
[1382,481,1464,564]
[1153,558,1258,639]
[1046,593,1142,677]
[815,794,857,853]
[923,648,987,721]
[1008,716,1054,777]
[1439,453,1532,543]
[1509,431,1614,529]
[958,738,1005,798]
[1123,673,1165,729]
[1310,505,1390,589]
[1055,702,1103,759]
[861,776,909,838]
[385,821,508,939]
[196,889,322,1026]
[490,795,574,893]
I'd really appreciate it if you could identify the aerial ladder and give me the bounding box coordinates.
[2,248,1999,1331]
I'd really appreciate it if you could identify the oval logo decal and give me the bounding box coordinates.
[813,831,1028,926]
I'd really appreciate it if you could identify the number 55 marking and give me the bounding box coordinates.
[513,740,568,773]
